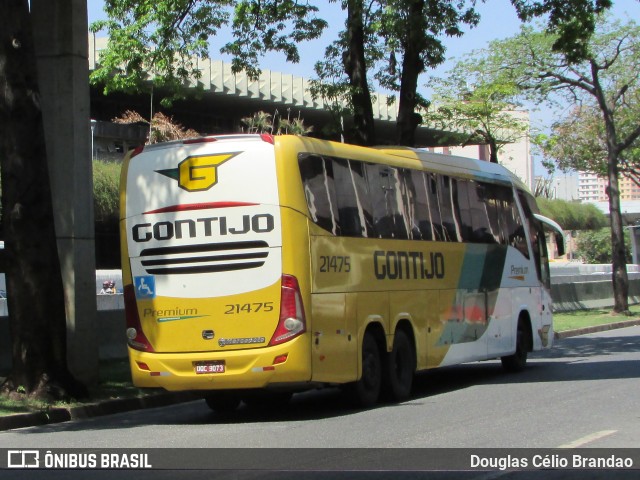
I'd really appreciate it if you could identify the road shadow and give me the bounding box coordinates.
[8,330,640,434]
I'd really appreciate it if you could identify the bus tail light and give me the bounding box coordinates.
[124,285,155,352]
[269,275,306,346]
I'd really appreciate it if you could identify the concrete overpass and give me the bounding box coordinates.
[88,35,460,147]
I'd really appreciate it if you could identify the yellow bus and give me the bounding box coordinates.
[120,134,564,411]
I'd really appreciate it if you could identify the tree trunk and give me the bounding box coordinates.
[607,152,629,313]
[488,137,499,163]
[343,0,375,146]
[0,0,85,399]
[396,0,425,147]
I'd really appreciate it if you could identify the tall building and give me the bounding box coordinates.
[578,172,640,202]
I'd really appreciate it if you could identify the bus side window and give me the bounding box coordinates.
[364,164,409,240]
[453,179,473,242]
[469,181,499,244]
[426,173,444,241]
[518,191,550,288]
[298,154,340,235]
[438,175,459,242]
[503,188,528,258]
[408,170,434,241]
[483,184,510,245]
[388,168,410,240]
[332,158,374,238]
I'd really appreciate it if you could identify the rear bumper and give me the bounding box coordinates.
[128,335,312,391]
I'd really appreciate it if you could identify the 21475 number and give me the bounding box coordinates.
[319,255,351,273]
[224,302,274,314]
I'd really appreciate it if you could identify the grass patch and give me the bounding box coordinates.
[554,305,640,332]
[0,359,158,417]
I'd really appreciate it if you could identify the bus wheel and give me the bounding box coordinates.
[205,392,242,413]
[344,331,382,408]
[383,329,415,402]
[501,319,530,373]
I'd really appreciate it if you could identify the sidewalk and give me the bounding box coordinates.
[0,390,198,431]
[2,319,640,432]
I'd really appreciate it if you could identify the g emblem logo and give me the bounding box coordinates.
[157,152,239,192]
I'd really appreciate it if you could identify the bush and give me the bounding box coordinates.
[575,228,632,264]
[536,198,607,231]
[93,160,121,222]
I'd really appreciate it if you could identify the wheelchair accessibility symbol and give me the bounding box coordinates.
[134,276,156,299]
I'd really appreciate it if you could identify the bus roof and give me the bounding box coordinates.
[377,146,529,191]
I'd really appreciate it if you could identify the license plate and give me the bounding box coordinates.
[194,360,225,374]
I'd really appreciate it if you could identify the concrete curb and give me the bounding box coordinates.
[554,318,640,339]
[0,391,198,432]
[2,320,640,432]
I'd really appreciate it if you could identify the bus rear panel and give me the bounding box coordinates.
[120,134,311,391]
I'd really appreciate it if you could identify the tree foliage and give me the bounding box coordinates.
[311,0,479,145]
[511,0,612,62]
[91,0,327,105]
[576,227,631,264]
[487,14,640,313]
[93,160,121,224]
[538,102,640,186]
[536,198,607,231]
[425,56,529,163]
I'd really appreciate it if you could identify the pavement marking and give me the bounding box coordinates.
[557,430,617,448]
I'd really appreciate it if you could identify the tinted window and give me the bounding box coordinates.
[438,175,459,242]
[365,164,410,239]
[469,181,498,244]
[425,173,445,241]
[387,167,410,240]
[407,170,433,240]
[332,158,374,237]
[483,183,514,245]
[453,179,473,242]
[298,154,339,235]
[505,189,528,258]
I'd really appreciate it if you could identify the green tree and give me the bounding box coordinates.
[312,0,478,146]
[91,0,327,105]
[576,228,631,264]
[376,0,479,146]
[493,16,640,312]
[536,198,607,231]
[93,160,121,224]
[425,58,529,163]
[538,104,640,186]
[312,0,612,147]
[511,0,612,63]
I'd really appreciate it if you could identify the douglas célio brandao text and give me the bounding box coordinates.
[470,453,634,470]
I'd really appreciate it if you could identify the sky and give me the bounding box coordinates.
[87,0,640,173]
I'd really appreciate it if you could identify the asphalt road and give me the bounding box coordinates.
[1,326,639,478]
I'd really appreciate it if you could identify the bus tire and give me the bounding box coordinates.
[204,392,242,413]
[382,329,415,402]
[344,331,382,408]
[501,318,530,373]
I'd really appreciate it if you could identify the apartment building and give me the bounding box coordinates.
[578,172,640,202]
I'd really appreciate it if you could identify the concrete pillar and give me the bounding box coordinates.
[31,0,98,384]
[630,226,640,265]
